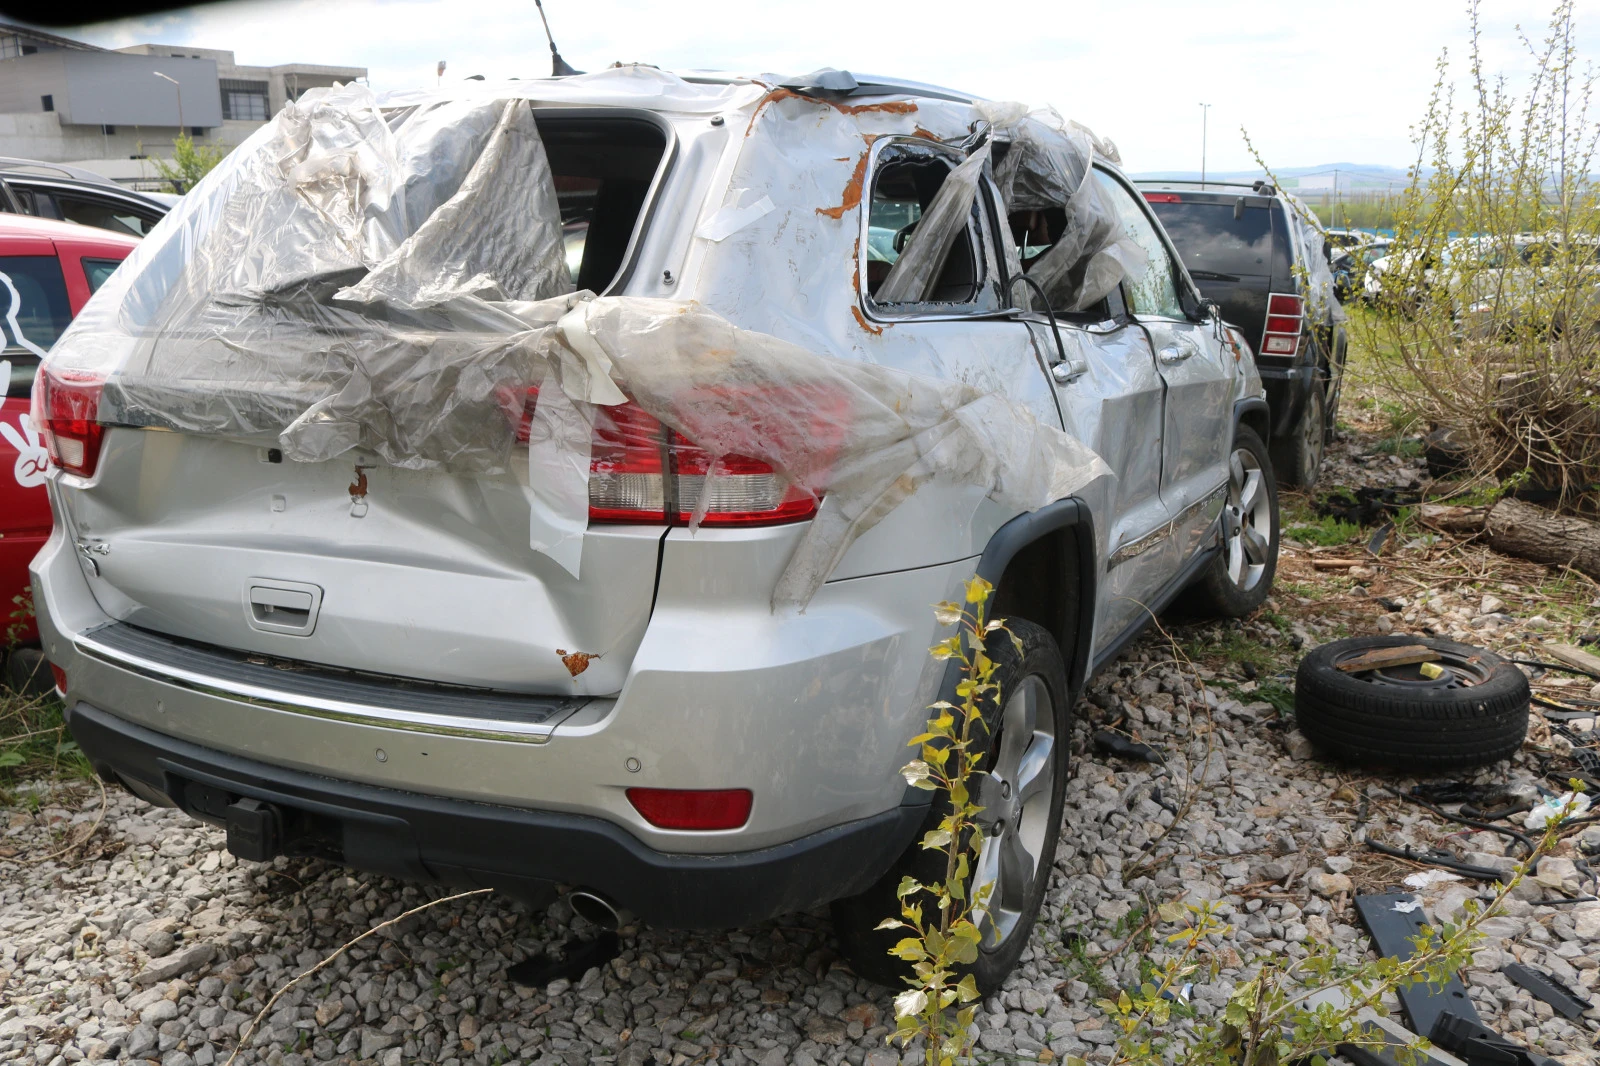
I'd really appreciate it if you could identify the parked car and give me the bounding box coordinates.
[1324,227,1379,252]
[0,158,171,238]
[1,214,138,689]
[1332,239,1392,302]
[1135,179,1348,488]
[30,72,1279,992]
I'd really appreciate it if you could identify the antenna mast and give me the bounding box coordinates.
[533,0,581,77]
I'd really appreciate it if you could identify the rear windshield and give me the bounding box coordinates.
[537,115,668,293]
[0,254,70,395]
[1145,200,1277,277]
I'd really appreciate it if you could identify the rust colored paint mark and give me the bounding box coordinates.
[743,87,918,139]
[556,649,600,677]
[817,149,871,219]
[911,126,943,141]
[348,465,371,498]
[851,306,883,335]
[851,237,860,293]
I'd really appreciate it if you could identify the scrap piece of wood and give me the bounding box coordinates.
[1312,557,1364,570]
[1485,498,1600,582]
[1336,644,1441,673]
[1418,503,1488,533]
[1544,643,1600,680]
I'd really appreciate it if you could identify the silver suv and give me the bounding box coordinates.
[28,68,1278,991]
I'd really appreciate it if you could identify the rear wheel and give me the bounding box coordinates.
[1182,426,1279,618]
[831,618,1069,994]
[1270,382,1325,489]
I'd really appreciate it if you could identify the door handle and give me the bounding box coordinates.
[1158,345,1188,364]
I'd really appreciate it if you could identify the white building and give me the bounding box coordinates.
[0,23,364,188]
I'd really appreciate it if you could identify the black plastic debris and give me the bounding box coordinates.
[1092,730,1165,765]
[1354,892,1482,1038]
[1315,486,1422,526]
[1429,1010,1562,1066]
[506,931,620,988]
[1503,962,1592,1020]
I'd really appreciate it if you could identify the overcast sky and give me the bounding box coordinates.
[64,0,1600,173]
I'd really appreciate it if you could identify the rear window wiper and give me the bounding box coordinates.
[1187,269,1242,282]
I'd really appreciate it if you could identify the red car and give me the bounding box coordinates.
[1,215,138,681]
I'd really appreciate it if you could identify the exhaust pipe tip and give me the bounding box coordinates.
[568,889,621,930]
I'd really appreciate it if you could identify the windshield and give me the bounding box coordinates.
[0,254,70,396]
[1145,200,1277,277]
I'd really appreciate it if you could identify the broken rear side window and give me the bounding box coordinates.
[865,143,1000,313]
[537,114,668,293]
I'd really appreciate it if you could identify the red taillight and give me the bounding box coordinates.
[515,387,832,527]
[50,663,66,694]
[32,366,107,478]
[1142,192,1181,203]
[1260,293,1305,358]
[626,787,753,830]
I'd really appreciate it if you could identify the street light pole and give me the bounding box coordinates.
[1199,102,1211,185]
[153,71,182,134]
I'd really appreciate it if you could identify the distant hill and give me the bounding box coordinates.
[1128,162,1418,193]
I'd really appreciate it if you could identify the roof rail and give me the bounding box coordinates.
[1132,178,1273,191]
[0,157,124,188]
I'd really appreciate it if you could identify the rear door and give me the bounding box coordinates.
[0,235,75,642]
[1096,172,1235,561]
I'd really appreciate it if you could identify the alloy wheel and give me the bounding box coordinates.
[971,674,1056,949]
[1221,447,1273,591]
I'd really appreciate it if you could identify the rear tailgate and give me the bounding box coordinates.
[1143,192,1288,344]
[61,427,663,695]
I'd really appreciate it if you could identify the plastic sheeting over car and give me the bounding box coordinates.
[40,74,1111,608]
[881,103,1146,313]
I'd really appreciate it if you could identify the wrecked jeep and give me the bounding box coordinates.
[29,66,1277,990]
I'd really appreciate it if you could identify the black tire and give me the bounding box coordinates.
[2,646,52,697]
[831,618,1070,995]
[1270,383,1326,490]
[1294,636,1530,769]
[1182,425,1279,618]
[1323,328,1348,443]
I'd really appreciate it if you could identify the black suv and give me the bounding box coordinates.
[0,158,171,238]
[1134,179,1347,488]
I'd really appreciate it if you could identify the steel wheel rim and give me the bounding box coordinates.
[1221,446,1272,591]
[971,674,1056,951]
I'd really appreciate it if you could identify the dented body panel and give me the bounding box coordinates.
[34,67,1265,900]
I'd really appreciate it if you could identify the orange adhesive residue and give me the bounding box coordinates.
[851,306,884,335]
[817,149,871,219]
[744,87,917,138]
[556,649,600,677]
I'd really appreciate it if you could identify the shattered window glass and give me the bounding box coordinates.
[865,143,999,311]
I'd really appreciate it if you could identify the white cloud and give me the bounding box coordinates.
[65,0,1600,171]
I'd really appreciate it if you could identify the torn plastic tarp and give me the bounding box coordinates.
[41,75,1110,608]
[880,104,1146,313]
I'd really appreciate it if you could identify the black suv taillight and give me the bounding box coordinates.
[1260,293,1305,356]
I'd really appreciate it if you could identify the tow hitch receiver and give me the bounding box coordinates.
[225,797,282,861]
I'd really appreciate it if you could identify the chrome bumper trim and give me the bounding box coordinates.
[73,630,559,744]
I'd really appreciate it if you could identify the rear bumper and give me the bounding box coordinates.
[68,700,925,928]
[1257,365,1315,439]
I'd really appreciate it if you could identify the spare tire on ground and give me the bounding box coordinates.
[1294,635,1530,769]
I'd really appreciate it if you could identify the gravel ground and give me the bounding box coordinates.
[3,437,1599,1066]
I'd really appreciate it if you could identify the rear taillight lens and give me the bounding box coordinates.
[50,663,66,694]
[627,787,753,830]
[516,387,828,527]
[1142,192,1182,203]
[32,366,107,478]
[1260,293,1305,357]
